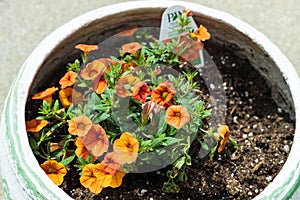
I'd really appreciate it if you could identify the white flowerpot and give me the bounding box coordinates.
[1,1,299,199]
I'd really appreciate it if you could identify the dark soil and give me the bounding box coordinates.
[27,41,295,200]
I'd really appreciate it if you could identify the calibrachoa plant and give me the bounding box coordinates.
[26,9,237,194]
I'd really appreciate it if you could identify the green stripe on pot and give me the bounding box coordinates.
[4,82,49,199]
[2,61,60,199]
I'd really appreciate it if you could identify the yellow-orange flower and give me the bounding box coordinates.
[59,71,78,89]
[118,26,138,37]
[132,82,150,103]
[68,115,92,137]
[75,44,98,55]
[110,169,125,188]
[82,124,109,157]
[40,160,66,186]
[74,137,97,161]
[113,132,139,164]
[150,81,176,107]
[80,162,125,194]
[80,163,112,194]
[26,119,48,132]
[216,125,230,152]
[32,87,58,104]
[102,152,121,176]
[121,42,142,54]
[59,87,83,108]
[80,59,106,80]
[165,105,190,129]
[190,25,211,41]
[116,74,140,97]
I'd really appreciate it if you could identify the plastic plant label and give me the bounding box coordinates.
[159,5,205,67]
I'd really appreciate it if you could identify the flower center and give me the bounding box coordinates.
[127,144,133,152]
[175,112,182,117]
[78,123,86,130]
[89,70,99,77]
[161,92,169,100]
[48,168,57,173]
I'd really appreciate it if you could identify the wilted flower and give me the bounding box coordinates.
[165,105,190,129]
[59,71,77,89]
[40,160,66,186]
[113,132,139,164]
[68,115,93,137]
[26,119,48,132]
[150,81,176,107]
[49,141,64,153]
[32,87,58,104]
[82,124,109,157]
[216,125,230,152]
[141,101,165,125]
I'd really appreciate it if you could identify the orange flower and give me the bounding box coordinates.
[82,124,109,157]
[183,8,193,17]
[68,115,92,137]
[32,87,58,104]
[118,26,138,37]
[59,71,78,89]
[26,119,48,132]
[216,125,230,152]
[116,74,140,97]
[74,137,97,161]
[132,82,150,103]
[80,163,112,194]
[165,105,190,129]
[150,81,176,107]
[59,87,83,107]
[75,44,98,55]
[93,77,107,94]
[190,25,211,41]
[40,160,66,186]
[80,59,106,80]
[121,42,142,54]
[102,152,121,176]
[113,132,139,164]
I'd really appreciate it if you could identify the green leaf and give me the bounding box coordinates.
[53,100,60,111]
[29,137,37,149]
[50,122,64,132]
[93,113,110,124]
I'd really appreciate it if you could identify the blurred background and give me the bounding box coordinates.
[0,0,299,198]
